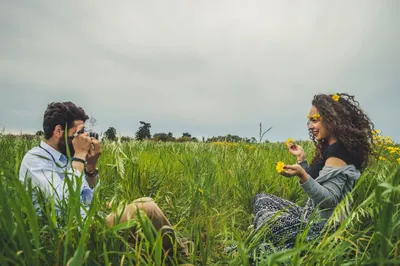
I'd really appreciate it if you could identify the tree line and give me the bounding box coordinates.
[101,121,260,143]
[32,120,269,143]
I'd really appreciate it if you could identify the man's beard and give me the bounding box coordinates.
[58,136,75,157]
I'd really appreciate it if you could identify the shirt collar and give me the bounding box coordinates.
[40,140,67,163]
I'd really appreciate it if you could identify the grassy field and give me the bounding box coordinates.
[0,135,399,265]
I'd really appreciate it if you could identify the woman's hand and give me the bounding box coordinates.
[287,142,306,162]
[279,164,309,183]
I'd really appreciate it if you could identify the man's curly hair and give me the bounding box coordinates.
[43,102,88,139]
[309,93,375,171]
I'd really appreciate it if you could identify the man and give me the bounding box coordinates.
[19,101,189,256]
[19,101,101,216]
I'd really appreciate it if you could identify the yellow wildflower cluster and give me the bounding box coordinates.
[212,141,238,149]
[387,146,400,154]
[373,131,394,146]
[212,142,257,152]
[244,144,257,151]
[373,130,400,164]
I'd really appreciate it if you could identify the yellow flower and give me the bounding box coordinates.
[372,129,381,135]
[332,94,340,102]
[276,161,285,173]
[306,114,321,120]
[397,158,400,164]
[379,156,387,161]
[286,138,295,146]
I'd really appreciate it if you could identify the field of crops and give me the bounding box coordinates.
[0,135,399,265]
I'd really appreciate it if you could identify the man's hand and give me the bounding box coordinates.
[279,164,309,183]
[71,129,91,174]
[72,125,92,158]
[86,138,102,172]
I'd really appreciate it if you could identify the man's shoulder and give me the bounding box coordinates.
[22,146,52,165]
[20,146,53,180]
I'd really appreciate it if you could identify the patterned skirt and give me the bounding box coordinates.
[224,193,326,258]
[251,193,323,256]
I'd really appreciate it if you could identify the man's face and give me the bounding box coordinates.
[57,120,85,156]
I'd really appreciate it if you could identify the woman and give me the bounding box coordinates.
[252,93,375,255]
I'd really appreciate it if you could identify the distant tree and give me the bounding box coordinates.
[35,130,44,136]
[176,136,198,142]
[182,132,192,138]
[153,132,175,142]
[121,136,134,142]
[104,127,117,141]
[206,134,253,143]
[135,121,151,140]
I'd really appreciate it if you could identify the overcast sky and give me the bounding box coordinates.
[1,0,399,142]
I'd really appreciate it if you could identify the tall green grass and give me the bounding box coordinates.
[0,135,399,265]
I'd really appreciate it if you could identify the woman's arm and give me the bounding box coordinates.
[282,157,348,208]
[300,172,347,208]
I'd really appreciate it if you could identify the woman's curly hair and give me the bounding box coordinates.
[309,93,375,171]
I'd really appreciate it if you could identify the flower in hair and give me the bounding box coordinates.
[332,94,340,102]
[307,114,321,120]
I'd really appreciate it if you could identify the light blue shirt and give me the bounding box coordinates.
[19,141,99,218]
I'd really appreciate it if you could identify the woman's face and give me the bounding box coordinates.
[308,105,330,141]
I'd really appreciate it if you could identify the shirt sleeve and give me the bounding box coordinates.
[298,160,309,172]
[77,169,99,206]
[300,170,347,208]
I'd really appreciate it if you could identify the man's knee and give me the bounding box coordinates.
[134,200,161,218]
[132,197,154,203]
[106,203,138,226]
[106,198,166,228]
